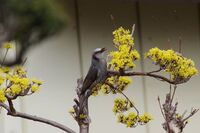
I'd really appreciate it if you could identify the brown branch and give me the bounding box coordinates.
[108,70,187,85]
[0,103,76,133]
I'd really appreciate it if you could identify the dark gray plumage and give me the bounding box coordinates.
[80,48,107,95]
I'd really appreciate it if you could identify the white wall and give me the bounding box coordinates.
[1,1,200,133]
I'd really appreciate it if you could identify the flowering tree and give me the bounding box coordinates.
[0,25,198,133]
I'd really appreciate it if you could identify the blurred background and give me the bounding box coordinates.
[0,0,200,133]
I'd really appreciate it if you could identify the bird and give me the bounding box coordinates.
[80,48,107,95]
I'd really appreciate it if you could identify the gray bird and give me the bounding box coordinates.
[80,48,107,95]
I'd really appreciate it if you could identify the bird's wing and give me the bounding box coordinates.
[81,65,98,94]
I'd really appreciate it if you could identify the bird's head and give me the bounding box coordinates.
[93,48,107,60]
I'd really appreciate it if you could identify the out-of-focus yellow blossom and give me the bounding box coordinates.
[146,47,198,81]
[14,66,26,76]
[32,78,43,85]
[31,84,40,92]
[0,89,6,103]
[0,76,5,85]
[109,27,140,71]
[68,108,75,114]
[79,114,87,119]
[113,98,132,114]
[2,42,14,49]
[1,67,11,73]
[139,113,153,124]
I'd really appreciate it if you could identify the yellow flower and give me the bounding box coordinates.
[119,76,132,84]
[110,27,140,71]
[10,84,22,95]
[146,47,198,80]
[104,76,131,94]
[0,89,6,103]
[2,42,14,49]
[113,27,134,46]
[109,45,139,71]
[32,78,43,85]
[20,78,30,88]
[79,114,87,119]
[9,75,21,84]
[68,108,75,114]
[0,76,5,85]
[113,98,132,114]
[126,112,138,127]
[117,112,138,127]
[139,113,153,124]
[1,67,11,73]
[14,66,26,76]
[31,84,40,92]
[117,113,126,123]
[101,84,111,94]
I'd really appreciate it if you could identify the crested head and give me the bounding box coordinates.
[94,48,106,53]
[93,47,107,59]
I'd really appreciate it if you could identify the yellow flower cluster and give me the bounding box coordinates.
[109,27,140,71]
[146,47,198,80]
[113,27,134,46]
[0,44,43,103]
[91,84,102,96]
[4,66,43,96]
[139,113,153,124]
[0,89,6,102]
[91,76,132,96]
[113,98,132,114]
[117,112,153,127]
[101,76,132,94]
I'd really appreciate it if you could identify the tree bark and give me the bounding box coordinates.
[78,95,89,133]
[79,124,89,133]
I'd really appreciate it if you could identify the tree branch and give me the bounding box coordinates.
[108,70,188,85]
[0,103,76,133]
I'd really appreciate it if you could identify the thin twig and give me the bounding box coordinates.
[119,89,139,116]
[110,14,116,29]
[1,49,9,66]
[131,24,135,37]
[182,109,199,122]
[105,82,139,116]
[158,96,166,120]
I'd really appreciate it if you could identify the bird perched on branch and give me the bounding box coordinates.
[80,48,107,95]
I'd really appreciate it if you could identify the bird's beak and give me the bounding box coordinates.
[101,48,107,52]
